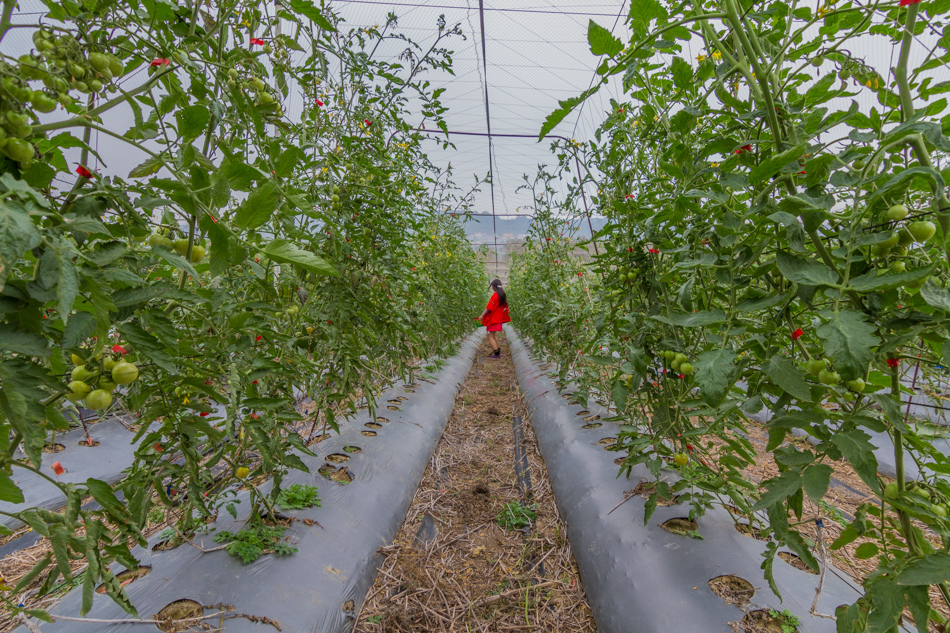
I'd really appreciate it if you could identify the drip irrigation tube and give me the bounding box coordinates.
[505,326,895,633]
[16,331,483,633]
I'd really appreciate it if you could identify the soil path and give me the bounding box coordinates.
[355,332,597,633]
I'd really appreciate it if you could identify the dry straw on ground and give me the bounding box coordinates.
[354,333,596,633]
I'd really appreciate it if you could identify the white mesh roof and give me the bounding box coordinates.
[328,0,633,248]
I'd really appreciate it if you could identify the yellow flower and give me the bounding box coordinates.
[817,5,830,16]
[710,162,719,168]
[242,20,250,27]
[183,396,190,405]
[712,51,722,60]
[696,53,706,62]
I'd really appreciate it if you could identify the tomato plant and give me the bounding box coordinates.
[0,0,484,620]
[513,1,950,630]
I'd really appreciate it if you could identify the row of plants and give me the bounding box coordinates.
[511,0,950,631]
[0,0,485,622]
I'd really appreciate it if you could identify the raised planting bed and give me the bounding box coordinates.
[506,326,901,633]
[15,332,483,633]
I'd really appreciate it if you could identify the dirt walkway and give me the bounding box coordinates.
[355,332,597,633]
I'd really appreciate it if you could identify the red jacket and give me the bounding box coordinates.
[482,292,511,326]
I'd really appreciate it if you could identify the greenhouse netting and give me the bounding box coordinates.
[1,0,950,632]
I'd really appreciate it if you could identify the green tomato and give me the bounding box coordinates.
[887,204,908,221]
[679,362,694,375]
[846,378,866,392]
[898,228,915,246]
[818,369,840,385]
[883,482,899,500]
[30,91,57,113]
[88,52,111,73]
[173,238,190,256]
[85,389,112,410]
[67,380,92,397]
[67,62,86,79]
[671,359,681,372]
[19,55,48,80]
[98,379,117,392]
[103,357,118,371]
[891,261,906,273]
[931,503,948,518]
[111,362,139,385]
[673,453,688,466]
[0,137,33,162]
[71,365,93,382]
[908,221,936,243]
[107,54,124,77]
[853,159,866,170]
[811,56,824,67]
[806,358,830,377]
[189,245,205,263]
[880,232,900,249]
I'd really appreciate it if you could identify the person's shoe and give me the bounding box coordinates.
[489,348,501,358]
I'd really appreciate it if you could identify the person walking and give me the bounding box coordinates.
[477,278,511,358]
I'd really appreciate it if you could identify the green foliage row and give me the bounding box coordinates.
[0,0,485,621]
[512,1,950,630]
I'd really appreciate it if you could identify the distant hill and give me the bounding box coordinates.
[463,214,607,246]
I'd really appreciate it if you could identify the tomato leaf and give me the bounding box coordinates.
[749,143,807,184]
[802,463,833,503]
[919,277,950,312]
[289,0,337,31]
[175,105,210,140]
[897,552,950,586]
[816,310,879,381]
[234,181,281,230]
[262,239,339,276]
[588,20,623,57]
[694,348,736,406]
[539,85,600,140]
[831,430,880,491]
[751,469,803,511]
[764,355,812,401]
[849,263,936,292]
[776,251,838,286]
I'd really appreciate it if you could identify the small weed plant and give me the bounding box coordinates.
[496,502,538,531]
[769,609,801,633]
[213,524,297,564]
[276,484,321,511]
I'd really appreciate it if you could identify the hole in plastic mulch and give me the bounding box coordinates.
[387,399,402,404]
[576,410,591,416]
[78,439,100,447]
[361,430,377,437]
[343,599,355,612]
[376,416,389,424]
[583,414,601,422]
[309,433,330,445]
[152,536,183,552]
[779,551,818,574]
[740,609,787,633]
[387,406,401,411]
[735,522,771,542]
[631,481,681,506]
[343,445,362,454]
[582,423,603,429]
[598,437,616,445]
[365,422,382,429]
[659,517,698,536]
[326,453,350,464]
[561,393,573,399]
[614,457,625,466]
[96,566,151,594]
[708,575,754,605]
[153,599,204,633]
[43,443,65,453]
[319,464,353,484]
